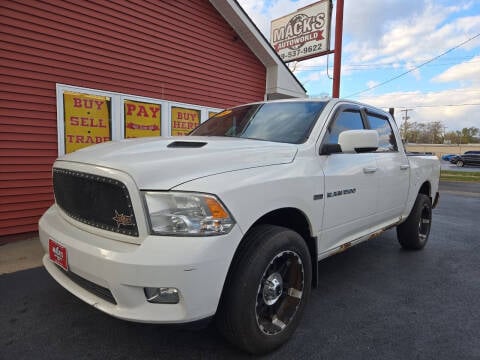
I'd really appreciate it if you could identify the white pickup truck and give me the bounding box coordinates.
[39,98,440,354]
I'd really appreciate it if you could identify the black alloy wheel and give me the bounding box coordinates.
[397,193,432,250]
[255,250,305,336]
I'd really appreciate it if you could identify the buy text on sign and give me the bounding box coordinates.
[171,107,201,136]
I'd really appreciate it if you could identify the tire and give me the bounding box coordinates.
[397,194,432,250]
[216,225,312,354]
[456,160,464,167]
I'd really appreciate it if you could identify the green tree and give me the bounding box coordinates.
[444,127,479,144]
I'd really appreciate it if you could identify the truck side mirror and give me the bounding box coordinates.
[338,130,379,153]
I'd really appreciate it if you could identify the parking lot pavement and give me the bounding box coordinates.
[440,181,480,196]
[1,189,479,359]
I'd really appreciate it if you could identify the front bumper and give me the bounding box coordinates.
[39,205,243,323]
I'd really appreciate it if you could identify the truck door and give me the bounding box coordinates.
[365,111,409,222]
[319,105,379,252]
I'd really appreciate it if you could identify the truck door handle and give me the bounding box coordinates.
[400,165,410,170]
[363,167,378,174]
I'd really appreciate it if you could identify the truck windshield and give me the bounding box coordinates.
[189,101,327,144]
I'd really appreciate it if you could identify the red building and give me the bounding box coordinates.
[0,0,306,239]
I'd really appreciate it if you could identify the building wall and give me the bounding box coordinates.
[0,0,266,236]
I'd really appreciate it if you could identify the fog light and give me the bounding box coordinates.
[144,287,179,304]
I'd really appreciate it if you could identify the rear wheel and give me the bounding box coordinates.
[397,194,432,250]
[456,160,464,167]
[216,225,312,354]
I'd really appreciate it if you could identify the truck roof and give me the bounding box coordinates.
[239,98,392,119]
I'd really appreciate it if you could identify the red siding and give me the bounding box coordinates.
[0,0,266,237]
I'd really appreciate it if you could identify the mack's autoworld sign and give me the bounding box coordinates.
[271,0,332,62]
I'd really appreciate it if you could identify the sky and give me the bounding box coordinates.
[237,0,480,131]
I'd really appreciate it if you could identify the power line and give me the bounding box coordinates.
[406,88,480,94]
[375,103,480,113]
[345,32,480,98]
[407,103,480,108]
[349,55,477,67]
[298,55,478,69]
[298,60,480,72]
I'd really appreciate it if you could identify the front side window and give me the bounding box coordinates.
[367,113,397,152]
[325,110,365,144]
[190,101,327,144]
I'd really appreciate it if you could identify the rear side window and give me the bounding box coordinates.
[325,110,364,144]
[367,113,397,152]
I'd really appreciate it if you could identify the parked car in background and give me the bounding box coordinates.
[449,151,480,167]
[441,154,457,161]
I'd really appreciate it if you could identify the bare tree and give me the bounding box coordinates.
[428,121,444,144]
[401,121,444,144]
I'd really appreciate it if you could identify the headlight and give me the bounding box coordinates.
[143,192,235,236]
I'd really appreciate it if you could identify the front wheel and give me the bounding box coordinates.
[397,194,432,250]
[456,160,464,167]
[216,225,312,354]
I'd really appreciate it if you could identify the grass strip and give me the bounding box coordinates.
[440,170,480,182]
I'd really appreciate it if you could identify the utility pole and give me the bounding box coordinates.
[399,108,413,142]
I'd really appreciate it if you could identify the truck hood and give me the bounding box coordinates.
[57,137,298,189]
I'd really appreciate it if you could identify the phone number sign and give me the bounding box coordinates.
[271,0,332,62]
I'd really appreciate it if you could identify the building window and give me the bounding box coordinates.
[171,106,201,136]
[63,91,112,154]
[124,100,162,138]
[56,84,221,155]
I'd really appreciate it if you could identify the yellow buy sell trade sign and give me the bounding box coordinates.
[124,100,161,138]
[63,92,111,153]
